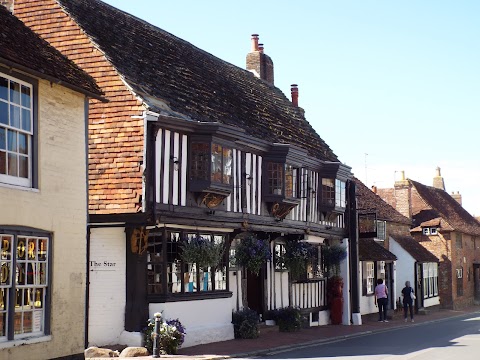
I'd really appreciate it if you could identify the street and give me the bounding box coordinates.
[255,313,480,360]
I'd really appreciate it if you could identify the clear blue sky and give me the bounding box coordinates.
[104,0,480,216]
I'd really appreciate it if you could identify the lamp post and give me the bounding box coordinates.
[152,312,162,358]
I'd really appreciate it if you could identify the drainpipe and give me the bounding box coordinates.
[347,180,360,317]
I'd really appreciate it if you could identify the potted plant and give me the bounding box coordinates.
[323,243,347,325]
[263,309,279,326]
[234,235,271,275]
[180,235,224,269]
[142,312,186,355]
[232,308,259,339]
[276,307,303,332]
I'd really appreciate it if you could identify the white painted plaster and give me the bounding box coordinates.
[150,297,234,348]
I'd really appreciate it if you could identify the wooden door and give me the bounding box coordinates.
[246,269,264,318]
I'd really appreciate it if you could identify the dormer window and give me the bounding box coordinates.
[422,227,438,236]
[189,140,233,199]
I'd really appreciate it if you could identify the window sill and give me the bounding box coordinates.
[0,182,38,192]
[0,335,51,349]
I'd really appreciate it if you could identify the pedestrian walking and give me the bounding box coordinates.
[374,278,389,322]
[401,280,415,322]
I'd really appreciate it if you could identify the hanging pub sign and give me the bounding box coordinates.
[358,210,377,239]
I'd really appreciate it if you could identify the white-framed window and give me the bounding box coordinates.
[0,228,50,341]
[430,227,438,235]
[422,262,438,298]
[0,72,34,188]
[376,221,386,241]
[422,228,430,235]
[363,261,375,295]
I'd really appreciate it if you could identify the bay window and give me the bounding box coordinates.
[266,162,298,198]
[0,227,50,341]
[189,139,233,197]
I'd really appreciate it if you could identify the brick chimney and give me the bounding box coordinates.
[393,170,413,219]
[246,34,274,85]
[0,0,14,12]
[433,166,445,191]
[451,191,462,205]
[291,84,299,107]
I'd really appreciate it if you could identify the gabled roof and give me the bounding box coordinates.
[410,180,480,236]
[391,235,439,263]
[359,239,397,261]
[56,0,338,161]
[0,5,102,98]
[354,177,411,225]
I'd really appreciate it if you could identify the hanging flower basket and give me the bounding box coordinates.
[276,240,316,279]
[323,243,347,277]
[234,235,271,275]
[180,235,224,269]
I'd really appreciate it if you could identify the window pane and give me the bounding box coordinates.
[0,262,10,285]
[10,81,20,104]
[0,77,7,100]
[38,239,47,261]
[17,238,26,260]
[21,109,31,132]
[21,85,31,108]
[0,127,5,150]
[1,236,11,260]
[19,155,28,179]
[190,142,209,180]
[34,288,43,308]
[10,105,20,128]
[211,143,222,183]
[0,101,7,125]
[268,162,283,195]
[7,129,17,151]
[7,153,18,176]
[285,165,294,197]
[222,148,232,184]
[0,151,5,174]
[322,178,335,205]
[23,311,32,333]
[18,133,28,155]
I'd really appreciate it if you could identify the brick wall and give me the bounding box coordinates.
[14,0,145,214]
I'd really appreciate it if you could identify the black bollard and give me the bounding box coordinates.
[152,313,161,358]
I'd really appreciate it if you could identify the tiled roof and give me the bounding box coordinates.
[411,180,480,236]
[354,178,411,225]
[359,239,397,261]
[391,235,439,262]
[56,0,338,161]
[0,5,102,97]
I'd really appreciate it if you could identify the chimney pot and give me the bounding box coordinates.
[251,34,259,52]
[371,185,378,194]
[258,43,264,53]
[291,84,299,107]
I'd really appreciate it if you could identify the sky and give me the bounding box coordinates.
[103,0,480,216]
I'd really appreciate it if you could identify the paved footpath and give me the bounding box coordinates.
[91,306,480,359]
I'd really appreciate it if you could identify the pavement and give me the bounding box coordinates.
[92,305,480,359]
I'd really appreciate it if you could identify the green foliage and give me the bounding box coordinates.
[323,244,347,276]
[142,314,186,355]
[276,307,303,332]
[180,235,224,269]
[234,235,271,275]
[232,308,259,339]
[276,241,316,279]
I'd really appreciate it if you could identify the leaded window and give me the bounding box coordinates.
[146,231,228,297]
[321,178,335,206]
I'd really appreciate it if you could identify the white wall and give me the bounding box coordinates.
[150,297,234,348]
[88,226,126,346]
[390,237,416,305]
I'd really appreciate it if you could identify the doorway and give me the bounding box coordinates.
[474,264,480,304]
[246,269,264,318]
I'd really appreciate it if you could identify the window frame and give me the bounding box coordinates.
[0,226,51,342]
[0,70,38,189]
[146,229,231,302]
[362,261,375,295]
[422,262,438,298]
[375,220,386,241]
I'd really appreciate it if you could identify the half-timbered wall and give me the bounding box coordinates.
[154,129,344,227]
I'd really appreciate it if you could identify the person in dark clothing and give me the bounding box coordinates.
[401,281,415,322]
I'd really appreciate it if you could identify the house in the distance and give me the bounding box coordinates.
[377,168,480,309]
[0,4,102,359]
